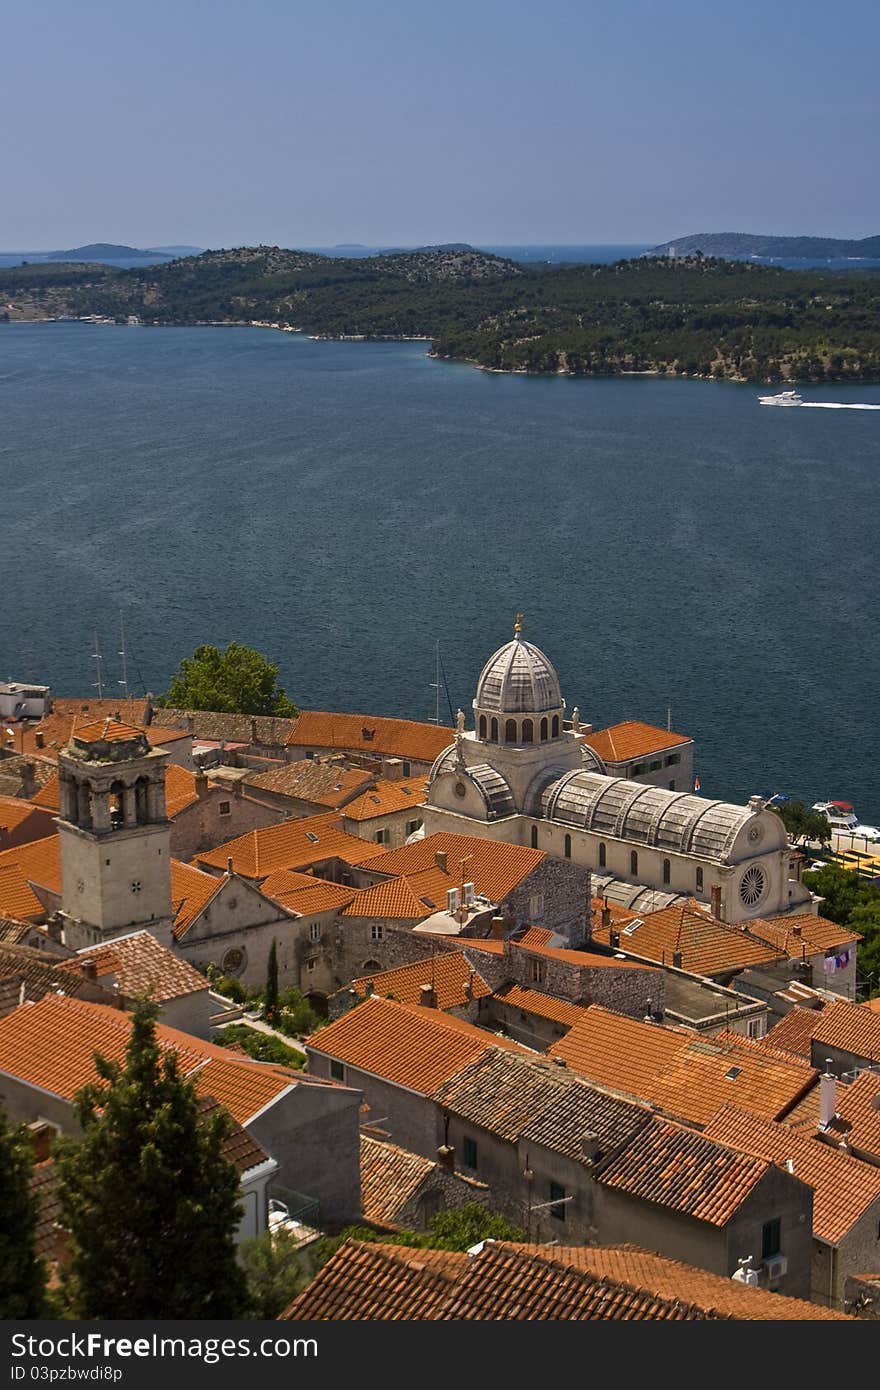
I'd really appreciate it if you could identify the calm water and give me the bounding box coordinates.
[2,322,879,812]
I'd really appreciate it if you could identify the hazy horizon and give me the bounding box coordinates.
[3,0,878,248]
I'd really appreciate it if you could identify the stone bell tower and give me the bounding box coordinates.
[56,720,173,949]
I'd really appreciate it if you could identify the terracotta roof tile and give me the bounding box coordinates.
[243,760,373,808]
[705,1104,880,1245]
[196,1094,272,1175]
[598,1117,772,1225]
[0,864,46,921]
[812,999,880,1065]
[282,1237,847,1320]
[68,931,208,1002]
[491,982,588,1027]
[259,869,357,916]
[0,993,293,1126]
[50,697,151,724]
[287,711,454,764]
[516,926,554,947]
[196,811,383,878]
[359,1135,437,1225]
[591,898,783,976]
[583,721,691,765]
[341,780,426,821]
[349,952,492,1009]
[170,861,222,938]
[764,1005,827,1060]
[0,942,93,1002]
[0,795,55,840]
[358,833,544,901]
[306,995,525,1093]
[151,708,298,745]
[819,1070,880,1162]
[549,1006,816,1127]
[748,914,861,957]
[514,940,657,971]
[69,719,147,744]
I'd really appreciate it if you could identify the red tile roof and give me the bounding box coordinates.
[0,993,294,1126]
[287,711,453,764]
[811,999,880,1065]
[513,939,657,971]
[169,861,222,938]
[281,1237,847,1320]
[243,760,373,808]
[259,868,357,916]
[359,1135,438,1225]
[358,832,544,901]
[764,1005,827,1060]
[705,1104,880,1245]
[490,982,587,1027]
[70,719,147,744]
[350,952,493,1010]
[748,913,861,957]
[591,898,783,976]
[549,1006,816,1128]
[341,779,426,821]
[306,994,525,1093]
[598,1116,772,1225]
[0,864,46,921]
[67,931,208,1002]
[583,721,691,764]
[196,811,382,878]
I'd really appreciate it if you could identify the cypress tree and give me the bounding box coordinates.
[54,997,249,1318]
[0,1107,46,1318]
[265,939,279,1024]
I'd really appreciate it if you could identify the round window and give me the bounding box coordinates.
[739,864,766,908]
[748,823,764,845]
[454,781,467,799]
[221,946,246,976]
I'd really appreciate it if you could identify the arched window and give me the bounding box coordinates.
[134,776,149,824]
[531,826,539,849]
[630,850,638,876]
[551,715,560,738]
[540,717,548,742]
[505,719,517,744]
[490,717,499,742]
[522,718,533,744]
[663,858,671,886]
[696,867,704,891]
[479,714,487,739]
[109,780,126,829]
[564,834,571,859]
[598,842,606,868]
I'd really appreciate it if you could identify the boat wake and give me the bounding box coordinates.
[799,402,880,410]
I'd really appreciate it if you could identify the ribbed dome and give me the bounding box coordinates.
[474,636,563,715]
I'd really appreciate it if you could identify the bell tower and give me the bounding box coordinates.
[56,720,173,949]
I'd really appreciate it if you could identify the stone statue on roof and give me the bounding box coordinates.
[456,707,466,736]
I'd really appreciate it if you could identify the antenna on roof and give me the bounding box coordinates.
[667,705,672,732]
[91,630,104,700]
[118,611,130,701]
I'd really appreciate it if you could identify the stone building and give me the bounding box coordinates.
[422,620,814,925]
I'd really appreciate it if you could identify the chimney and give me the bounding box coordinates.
[710,884,722,920]
[364,980,375,997]
[792,924,802,938]
[383,758,403,782]
[601,900,612,931]
[552,1056,566,1068]
[226,856,234,879]
[490,915,506,940]
[195,771,209,799]
[20,761,36,799]
[820,1061,837,1128]
[436,1143,455,1171]
[80,957,98,982]
[34,730,45,749]
[785,1158,795,1174]
[46,917,63,945]
[672,950,683,969]
[27,1121,55,1164]
[419,983,437,1008]
[580,1132,601,1162]
[250,718,258,743]
[435,850,448,873]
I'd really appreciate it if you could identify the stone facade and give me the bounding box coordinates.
[173,872,301,991]
[170,777,285,863]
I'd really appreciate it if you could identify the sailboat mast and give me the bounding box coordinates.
[118,612,130,701]
[91,630,104,700]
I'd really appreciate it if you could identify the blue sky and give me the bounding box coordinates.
[3,0,877,248]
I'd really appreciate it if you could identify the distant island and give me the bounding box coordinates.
[2,244,880,384]
[1,243,204,267]
[649,231,880,261]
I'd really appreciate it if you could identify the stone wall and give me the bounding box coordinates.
[171,783,285,863]
[503,858,591,946]
[248,1080,363,1228]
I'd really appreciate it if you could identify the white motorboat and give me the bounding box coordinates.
[758,389,803,406]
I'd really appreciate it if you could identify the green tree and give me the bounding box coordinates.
[313,1202,525,1267]
[0,1108,46,1318]
[161,642,298,716]
[54,997,249,1318]
[240,1227,309,1318]
[770,800,831,846]
[265,940,279,1024]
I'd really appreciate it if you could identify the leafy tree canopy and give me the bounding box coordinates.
[0,1107,46,1318]
[313,1202,525,1268]
[803,863,880,996]
[54,997,249,1318]
[240,1227,310,1318]
[161,642,297,717]
[770,800,831,845]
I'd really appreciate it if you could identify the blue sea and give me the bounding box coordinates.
[1,322,879,814]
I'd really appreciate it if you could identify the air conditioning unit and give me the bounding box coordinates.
[446,888,460,913]
[462,881,476,906]
[763,1254,787,1281]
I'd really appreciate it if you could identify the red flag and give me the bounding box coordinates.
[694,776,701,792]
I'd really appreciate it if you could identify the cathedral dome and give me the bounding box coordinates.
[474,620,563,716]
